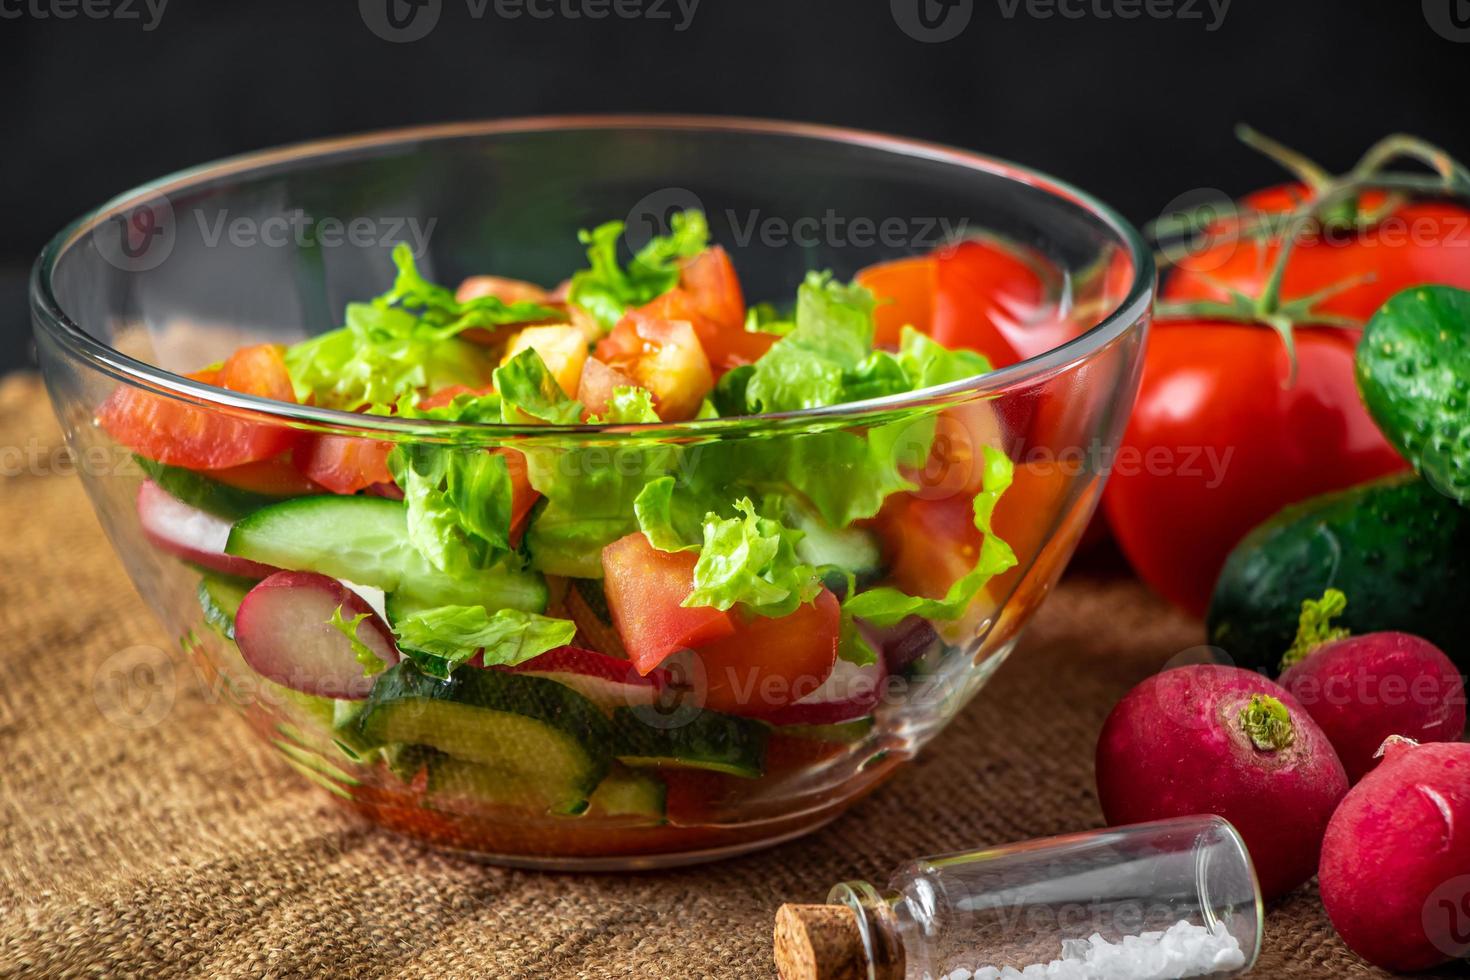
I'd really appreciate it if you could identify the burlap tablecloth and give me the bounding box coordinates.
[0,372,1457,979]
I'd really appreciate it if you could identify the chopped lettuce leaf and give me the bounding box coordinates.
[684,498,823,617]
[633,476,702,552]
[567,210,709,328]
[392,605,576,671]
[896,325,994,387]
[389,443,516,576]
[493,348,584,425]
[328,604,388,676]
[285,244,555,410]
[837,612,879,667]
[745,301,796,336]
[843,447,1018,624]
[600,386,661,424]
[744,272,877,413]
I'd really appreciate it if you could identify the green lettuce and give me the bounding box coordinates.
[285,243,556,410]
[328,604,389,676]
[392,605,576,672]
[684,498,823,617]
[843,446,1018,625]
[493,348,584,425]
[744,272,878,413]
[567,210,708,328]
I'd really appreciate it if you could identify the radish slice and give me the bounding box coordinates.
[136,480,276,578]
[508,646,668,711]
[869,615,940,673]
[761,653,889,727]
[235,571,400,699]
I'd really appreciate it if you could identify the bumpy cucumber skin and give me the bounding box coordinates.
[1357,286,1470,505]
[610,707,769,778]
[358,661,612,795]
[1208,475,1470,675]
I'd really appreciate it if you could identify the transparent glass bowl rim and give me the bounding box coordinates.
[30,114,1155,440]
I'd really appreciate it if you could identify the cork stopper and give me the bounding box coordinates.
[774,903,903,980]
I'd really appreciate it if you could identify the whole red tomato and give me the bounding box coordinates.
[1104,320,1407,617]
[1164,186,1470,319]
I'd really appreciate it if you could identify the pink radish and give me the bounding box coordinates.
[508,646,668,711]
[1095,664,1348,900]
[760,653,888,726]
[1320,738,1470,972]
[137,480,275,578]
[1278,590,1466,783]
[235,571,399,699]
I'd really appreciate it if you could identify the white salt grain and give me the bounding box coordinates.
[942,920,1246,980]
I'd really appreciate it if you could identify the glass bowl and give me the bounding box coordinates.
[32,117,1151,869]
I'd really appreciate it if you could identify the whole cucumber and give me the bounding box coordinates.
[1357,285,1470,505]
[1207,474,1470,675]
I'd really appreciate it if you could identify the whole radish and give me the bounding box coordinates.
[1279,590,1466,782]
[1096,664,1348,899]
[1320,737,1470,972]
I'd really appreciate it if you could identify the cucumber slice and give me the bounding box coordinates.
[197,573,255,639]
[135,455,297,520]
[358,662,611,809]
[587,765,667,820]
[610,707,768,778]
[226,495,549,611]
[425,753,591,816]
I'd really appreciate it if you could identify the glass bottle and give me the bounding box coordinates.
[775,815,1261,980]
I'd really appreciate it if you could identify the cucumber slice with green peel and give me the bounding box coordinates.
[135,455,300,520]
[197,573,256,639]
[425,753,591,816]
[225,495,549,611]
[357,662,611,807]
[587,765,667,820]
[610,707,768,778]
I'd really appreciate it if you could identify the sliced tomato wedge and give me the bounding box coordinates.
[679,246,746,331]
[601,532,736,674]
[576,356,639,418]
[691,588,840,717]
[499,447,538,547]
[856,255,936,348]
[595,313,714,421]
[210,455,325,497]
[97,345,299,470]
[297,435,394,495]
[931,239,1069,367]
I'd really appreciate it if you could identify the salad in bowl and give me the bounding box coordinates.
[34,119,1150,867]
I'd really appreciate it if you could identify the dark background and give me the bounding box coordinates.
[4,0,1467,371]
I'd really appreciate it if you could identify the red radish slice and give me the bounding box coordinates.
[136,480,276,578]
[508,646,669,711]
[235,571,399,699]
[761,653,889,727]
